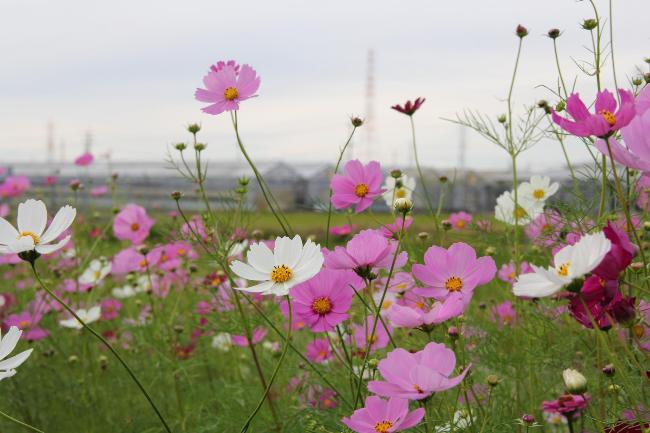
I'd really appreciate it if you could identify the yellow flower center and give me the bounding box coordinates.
[413,384,424,393]
[311,296,332,315]
[224,87,239,101]
[18,320,30,328]
[599,109,616,126]
[270,265,293,283]
[139,259,148,268]
[632,323,644,339]
[395,188,407,198]
[445,276,463,292]
[557,262,570,277]
[507,271,516,281]
[381,300,393,310]
[17,231,40,245]
[94,270,102,280]
[456,220,466,229]
[533,189,545,199]
[177,248,186,256]
[130,223,140,232]
[374,421,393,433]
[354,183,370,198]
[513,206,528,219]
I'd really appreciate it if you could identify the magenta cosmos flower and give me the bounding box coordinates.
[113,204,154,244]
[74,152,94,166]
[542,394,590,416]
[289,269,359,332]
[391,97,426,116]
[368,342,469,400]
[412,243,496,302]
[342,396,424,433]
[594,86,650,171]
[331,160,384,213]
[448,211,472,230]
[324,229,407,277]
[0,176,31,198]
[552,89,635,138]
[195,61,260,116]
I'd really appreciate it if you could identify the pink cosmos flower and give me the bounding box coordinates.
[100,299,122,320]
[542,394,590,416]
[380,216,413,240]
[74,152,94,166]
[232,327,267,347]
[90,185,109,197]
[111,247,159,274]
[491,301,516,326]
[388,295,465,329]
[308,387,337,410]
[368,342,470,400]
[594,86,650,170]
[342,396,424,433]
[305,338,332,363]
[331,160,384,213]
[352,315,391,353]
[181,215,211,243]
[498,261,533,285]
[636,174,650,212]
[0,203,8,218]
[525,210,564,247]
[380,272,416,293]
[0,176,31,198]
[4,311,49,341]
[449,211,472,230]
[412,243,496,303]
[195,62,260,115]
[324,229,408,277]
[290,269,359,332]
[113,204,154,244]
[329,224,357,237]
[552,89,635,138]
[44,176,57,186]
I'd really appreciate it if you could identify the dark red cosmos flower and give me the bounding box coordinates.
[592,221,636,281]
[391,98,425,116]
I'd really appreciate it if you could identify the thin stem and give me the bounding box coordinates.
[0,409,44,433]
[409,116,437,226]
[240,297,292,433]
[552,39,569,98]
[325,126,358,248]
[29,263,172,433]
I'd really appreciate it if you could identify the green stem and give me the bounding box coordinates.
[0,409,44,433]
[29,263,172,433]
[409,117,437,225]
[240,297,292,433]
[325,126,358,248]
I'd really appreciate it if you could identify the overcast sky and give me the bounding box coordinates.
[1,0,648,171]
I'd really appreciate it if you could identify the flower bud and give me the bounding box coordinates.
[484,246,496,256]
[602,364,615,377]
[98,355,108,370]
[516,24,529,38]
[194,143,207,152]
[351,116,364,127]
[497,114,507,123]
[394,197,413,213]
[417,231,429,240]
[562,368,587,394]
[368,358,379,369]
[171,191,182,201]
[582,19,598,30]
[251,229,264,240]
[235,187,247,195]
[556,100,566,112]
[187,123,201,134]
[238,177,250,186]
[608,384,621,394]
[633,77,643,86]
[487,374,499,387]
[644,73,650,84]
[447,326,459,339]
[521,414,535,425]
[439,176,448,183]
[547,28,561,39]
[174,143,187,151]
[68,355,79,364]
[442,220,452,231]
[390,169,403,179]
[69,179,83,191]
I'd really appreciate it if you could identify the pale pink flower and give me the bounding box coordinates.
[331,160,384,213]
[113,204,154,244]
[195,62,260,115]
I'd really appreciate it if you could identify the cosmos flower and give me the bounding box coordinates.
[448,211,472,230]
[74,152,94,166]
[342,396,424,433]
[331,160,385,213]
[59,306,102,329]
[195,62,260,115]
[380,217,413,240]
[388,295,466,329]
[211,332,233,352]
[0,199,76,255]
[289,269,358,332]
[4,310,49,341]
[525,210,564,247]
[498,261,533,285]
[381,174,416,208]
[113,204,154,245]
[78,258,112,285]
[305,338,332,364]
[0,176,31,198]
[391,97,426,116]
[231,235,323,296]
[412,242,496,303]
[100,299,122,321]
[552,89,635,138]
[368,342,469,400]
[494,190,543,225]
[542,394,590,416]
[490,301,516,326]
[231,327,266,347]
[352,315,391,353]
[329,224,357,237]
[513,231,611,298]
[518,175,559,204]
[0,326,33,381]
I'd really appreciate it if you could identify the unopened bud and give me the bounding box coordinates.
[68,355,79,364]
[633,77,643,86]
[390,169,402,179]
[644,73,650,84]
[187,123,201,134]
[439,176,448,183]
[484,246,496,256]
[582,19,597,30]
[602,364,615,377]
[351,116,364,127]
[562,368,587,394]
[171,191,182,200]
[547,28,561,39]
[98,355,108,370]
[417,231,429,240]
[173,325,184,333]
[608,384,621,394]
[174,143,187,151]
[556,100,566,112]
[69,180,83,191]
[368,358,379,369]
[251,229,264,240]
[394,197,413,213]
[447,326,459,339]
[194,143,206,151]
[497,114,507,123]
[521,414,535,425]
[516,24,529,38]
[487,374,499,387]
[442,220,452,231]
[238,176,250,186]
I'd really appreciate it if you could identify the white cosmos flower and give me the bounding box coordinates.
[211,332,232,352]
[0,326,33,381]
[228,239,249,258]
[494,190,543,225]
[513,231,611,298]
[518,175,560,204]
[112,276,150,298]
[382,175,416,208]
[434,410,472,433]
[59,306,102,329]
[0,199,76,255]
[230,235,323,296]
[78,258,112,285]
